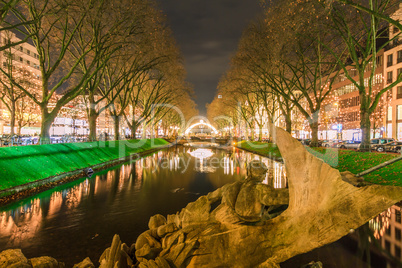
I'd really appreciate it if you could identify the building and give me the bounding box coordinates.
[0,30,42,135]
[383,4,402,141]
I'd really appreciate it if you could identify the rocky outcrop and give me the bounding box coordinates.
[0,249,64,268]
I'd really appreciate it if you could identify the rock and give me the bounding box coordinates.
[247,160,268,180]
[30,256,62,268]
[135,244,162,261]
[154,257,171,268]
[301,261,323,268]
[145,259,158,268]
[73,257,95,268]
[341,171,366,186]
[173,241,199,267]
[0,249,31,268]
[157,223,178,238]
[148,214,167,229]
[98,247,110,264]
[166,214,176,225]
[135,230,162,251]
[166,242,185,263]
[121,243,130,254]
[161,231,184,249]
[179,196,211,228]
[99,234,123,268]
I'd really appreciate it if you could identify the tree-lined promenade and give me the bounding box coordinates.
[208,0,402,151]
[0,0,197,143]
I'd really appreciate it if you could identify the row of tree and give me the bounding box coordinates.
[208,0,402,150]
[0,0,197,142]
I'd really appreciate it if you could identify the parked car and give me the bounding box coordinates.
[321,139,343,148]
[372,141,402,153]
[298,139,311,145]
[336,140,361,150]
[20,136,32,145]
[370,138,395,145]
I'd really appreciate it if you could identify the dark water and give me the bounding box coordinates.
[0,145,401,267]
[0,146,286,266]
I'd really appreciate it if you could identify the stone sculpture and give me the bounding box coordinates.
[133,126,402,267]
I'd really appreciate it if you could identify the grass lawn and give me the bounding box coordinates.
[236,141,402,186]
[236,141,282,160]
[0,138,169,191]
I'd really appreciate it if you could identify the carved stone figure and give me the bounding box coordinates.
[133,127,402,267]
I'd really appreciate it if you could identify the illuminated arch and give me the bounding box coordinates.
[184,122,219,135]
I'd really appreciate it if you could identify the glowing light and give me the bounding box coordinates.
[188,148,214,160]
[184,122,219,135]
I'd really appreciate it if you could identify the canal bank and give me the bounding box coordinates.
[0,139,170,203]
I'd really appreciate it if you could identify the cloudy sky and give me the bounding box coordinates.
[156,0,262,115]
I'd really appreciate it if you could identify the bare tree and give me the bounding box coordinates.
[323,0,402,150]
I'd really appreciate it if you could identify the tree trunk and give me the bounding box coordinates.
[360,109,371,152]
[40,106,54,144]
[17,122,22,135]
[88,108,98,141]
[154,125,159,138]
[113,115,119,140]
[131,123,139,139]
[285,113,292,134]
[309,121,319,147]
[142,123,147,139]
[10,101,15,136]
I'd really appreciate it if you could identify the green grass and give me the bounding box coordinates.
[0,138,169,191]
[236,141,282,160]
[236,141,402,186]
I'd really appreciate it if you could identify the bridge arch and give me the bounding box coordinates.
[184,121,219,135]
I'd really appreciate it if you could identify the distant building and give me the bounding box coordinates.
[0,31,42,134]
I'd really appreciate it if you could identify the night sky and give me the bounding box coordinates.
[156,0,263,115]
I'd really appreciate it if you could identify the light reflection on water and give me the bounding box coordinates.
[0,145,399,267]
[0,146,285,266]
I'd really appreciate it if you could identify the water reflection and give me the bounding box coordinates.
[1,146,285,266]
[0,145,399,267]
[370,203,402,266]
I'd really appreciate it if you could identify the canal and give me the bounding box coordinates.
[0,145,400,267]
